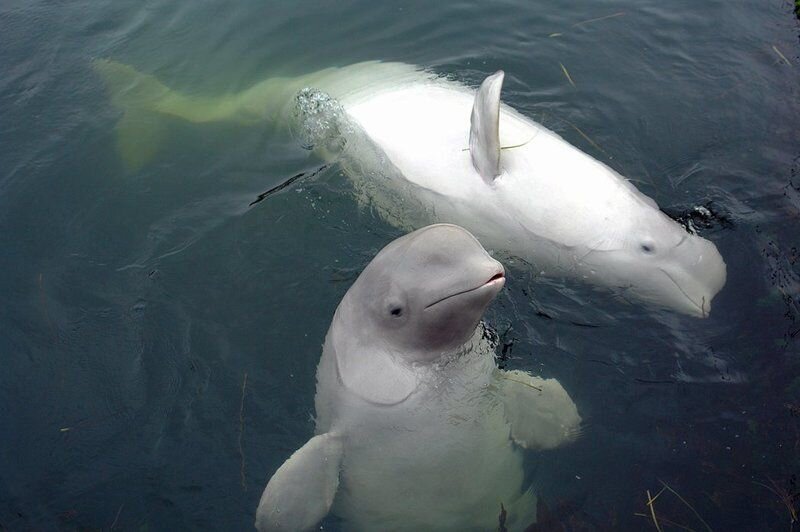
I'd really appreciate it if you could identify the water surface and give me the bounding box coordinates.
[1,1,799,530]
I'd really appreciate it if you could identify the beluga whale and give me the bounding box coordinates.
[94,59,727,317]
[254,223,582,531]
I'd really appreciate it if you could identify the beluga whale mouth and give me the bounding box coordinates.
[487,271,505,284]
[659,267,710,318]
[424,270,506,309]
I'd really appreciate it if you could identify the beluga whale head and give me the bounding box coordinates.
[577,201,727,318]
[330,223,505,405]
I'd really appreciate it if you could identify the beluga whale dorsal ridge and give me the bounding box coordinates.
[94,59,727,317]
[255,224,582,532]
[470,70,504,182]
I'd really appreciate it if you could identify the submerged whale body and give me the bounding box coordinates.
[94,59,727,317]
[255,224,582,531]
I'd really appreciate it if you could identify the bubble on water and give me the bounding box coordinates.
[291,87,350,155]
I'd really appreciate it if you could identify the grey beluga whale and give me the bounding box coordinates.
[254,223,582,532]
[94,59,727,317]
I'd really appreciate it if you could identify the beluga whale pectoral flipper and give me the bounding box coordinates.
[255,224,582,531]
[498,369,582,450]
[255,433,343,532]
[95,59,727,316]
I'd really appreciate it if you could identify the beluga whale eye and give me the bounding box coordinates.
[640,240,656,254]
[383,296,407,322]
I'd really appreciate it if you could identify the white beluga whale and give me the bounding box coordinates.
[255,224,581,531]
[94,59,727,317]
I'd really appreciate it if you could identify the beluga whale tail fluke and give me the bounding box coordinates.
[94,58,727,316]
[93,59,173,171]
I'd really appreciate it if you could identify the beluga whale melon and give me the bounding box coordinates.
[254,223,582,531]
[94,59,727,317]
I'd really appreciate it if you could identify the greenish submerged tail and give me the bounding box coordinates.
[93,59,246,170]
[93,58,431,171]
[94,59,176,171]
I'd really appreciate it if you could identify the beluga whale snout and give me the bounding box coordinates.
[255,224,582,531]
[574,202,727,317]
[94,58,727,316]
[656,231,727,317]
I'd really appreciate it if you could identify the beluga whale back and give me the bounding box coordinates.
[255,224,582,531]
[94,59,727,316]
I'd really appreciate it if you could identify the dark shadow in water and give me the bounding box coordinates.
[249,164,330,207]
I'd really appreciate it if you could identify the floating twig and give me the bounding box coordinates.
[772,45,792,66]
[460,135,536,152]
[560,63,576,87]
[572,12,626,28]
[658,479,713,532]
[753,477,798,525]
[637,480,712,531]
[500,373,542,392]
[110,504,123,530]
[646,487,666,532]
[238,372,248,491]
[561,118,608,157]
[60,409,125,433]
[500,135,537,151]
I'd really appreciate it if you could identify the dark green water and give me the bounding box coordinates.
[2,1,799,530]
